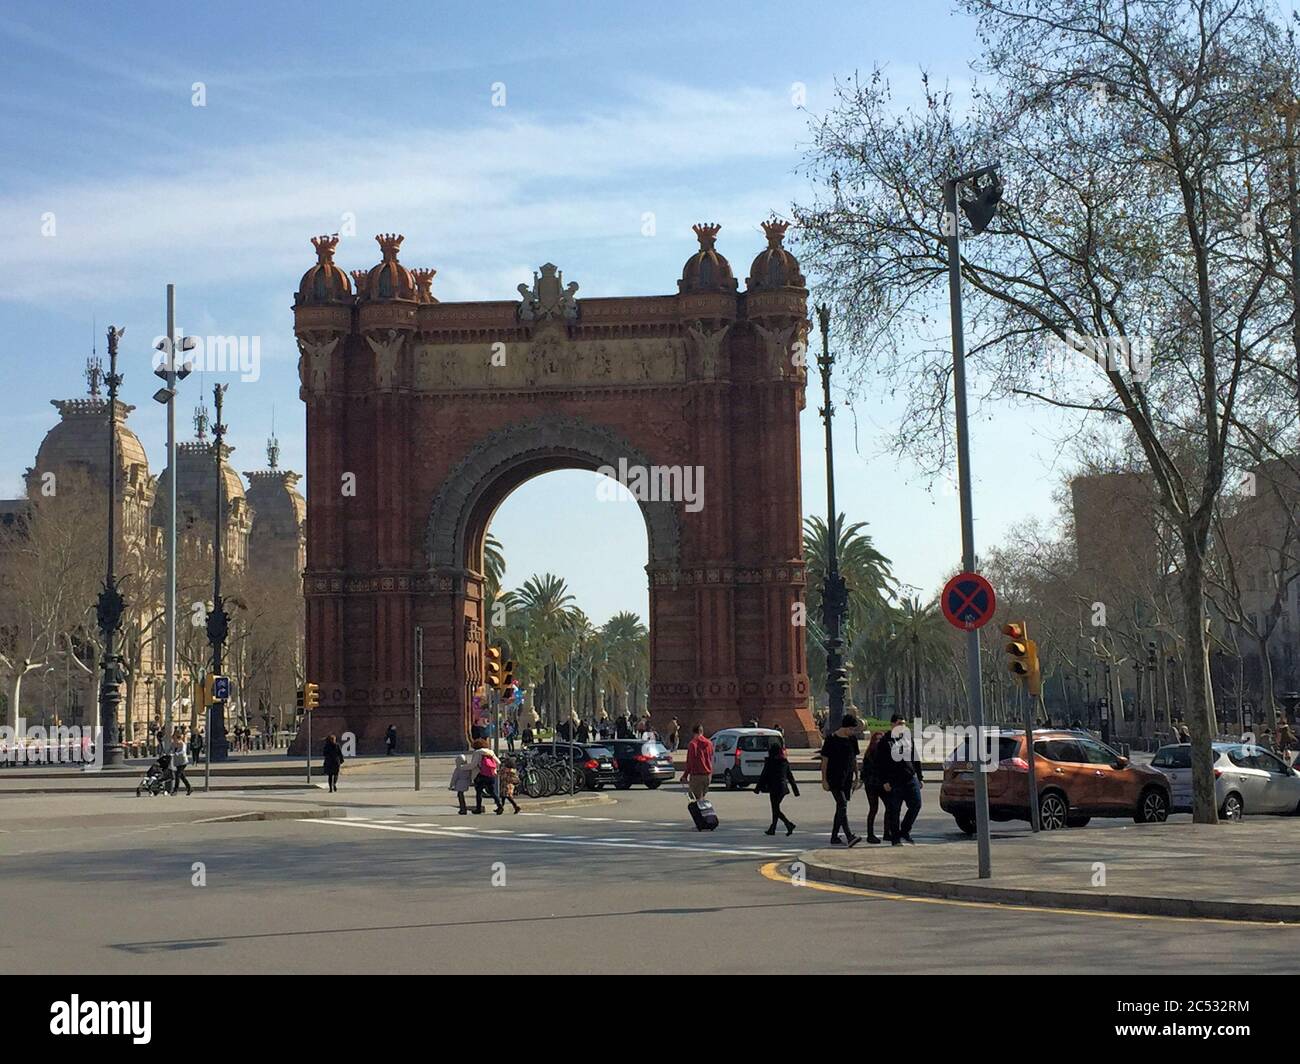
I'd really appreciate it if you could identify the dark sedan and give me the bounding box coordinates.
[606,739,676,789]
[526,742,619,790]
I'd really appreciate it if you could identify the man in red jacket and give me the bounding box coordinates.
[681,724,714,801]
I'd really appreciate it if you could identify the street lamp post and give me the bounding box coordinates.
[206,383,231,762]
[814,306,849,734]
[95,326,128,768]
[152,286,195,738]
[944,163,1002,880]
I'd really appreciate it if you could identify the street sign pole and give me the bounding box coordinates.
[946,175,992,879]
[414,626,423,792]
[307,705,312,787]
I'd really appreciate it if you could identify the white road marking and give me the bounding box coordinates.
[305,818,795,858]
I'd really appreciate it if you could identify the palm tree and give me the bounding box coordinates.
[503,574,577,723]
[802,514,897,709]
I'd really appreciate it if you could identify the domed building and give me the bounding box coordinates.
[243,434,306,579]
[152,406,253,571]
[1,362,160,732]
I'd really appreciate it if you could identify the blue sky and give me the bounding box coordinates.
[0,0,1085,624]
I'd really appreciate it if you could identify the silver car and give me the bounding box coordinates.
[1152,742,1300,819]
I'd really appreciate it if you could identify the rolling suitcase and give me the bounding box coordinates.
[688,798,719,831]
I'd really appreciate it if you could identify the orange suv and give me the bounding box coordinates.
[940,729,1171,832]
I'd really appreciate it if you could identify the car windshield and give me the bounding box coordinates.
[641,743,670,756]
[1152,746,1191,768]
[586,747,613,758]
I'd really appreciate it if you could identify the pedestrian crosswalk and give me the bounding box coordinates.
[306,812,798,859]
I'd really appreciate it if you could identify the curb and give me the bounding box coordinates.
[797,856,1300,924]
[195,807,348,824]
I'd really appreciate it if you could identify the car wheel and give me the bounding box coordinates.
[614,779,632,791]
[1220,792,1244,821]
[1135,788,1169,824]
[954,813,977,835]
[646,781,661,790]
[1038,791,1069,830]
[1066,816,1091,828]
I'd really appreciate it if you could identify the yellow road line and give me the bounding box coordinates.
[758,862,1300,928]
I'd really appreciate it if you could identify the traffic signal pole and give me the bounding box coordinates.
[946,173,993,879]
[414,626,423,792]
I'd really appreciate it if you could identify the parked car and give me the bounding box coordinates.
[525,742,619,790]
[606,739,676,789]
[940,728,1171,832]
[1151,742,1300,819]
[710,728,784,789]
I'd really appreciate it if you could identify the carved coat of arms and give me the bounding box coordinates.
[517,263,579,323]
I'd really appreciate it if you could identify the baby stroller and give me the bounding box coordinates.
[136,753,173,797]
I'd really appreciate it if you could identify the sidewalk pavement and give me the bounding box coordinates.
[798,819,1300,922]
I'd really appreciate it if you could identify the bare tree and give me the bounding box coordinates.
[794,0,1297,822]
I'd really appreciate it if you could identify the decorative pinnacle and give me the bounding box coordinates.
[351,269,369,291]
[692,223,721,249]
[412,267,437,300]
[761,217,790,246]
[267,433,280,471]
[193,403,210,441]
[376,233,404,261]
[310,233,340,263]
[86,356,103,397]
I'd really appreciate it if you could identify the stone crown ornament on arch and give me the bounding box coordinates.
[424,414,682,573]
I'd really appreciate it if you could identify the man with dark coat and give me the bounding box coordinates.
[876,713,922,845]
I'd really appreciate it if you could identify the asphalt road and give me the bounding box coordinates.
[4,779,1299,974]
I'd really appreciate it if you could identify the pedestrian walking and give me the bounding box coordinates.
[449,753,473,814]
[1177,719,1190,744]
[861,730,886,844]
[504,719,516,753]
[878,714,922,845]
[667,717,680,751]
[467,739,503,814]
[169,731,192,795]
[322,734,345,792]
[385,724,398,756]
[819,713,862,847]
[500,758,521,813]
[680,724,714,802]
[757,742,799,836]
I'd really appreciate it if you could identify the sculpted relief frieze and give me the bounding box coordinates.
[413,334,687,392]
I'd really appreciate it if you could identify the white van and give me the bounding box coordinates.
[709,728,784,789]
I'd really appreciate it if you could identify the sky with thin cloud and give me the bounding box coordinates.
[1,0,1090,624]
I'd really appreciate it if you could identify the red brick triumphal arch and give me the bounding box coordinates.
[293,222,818,752]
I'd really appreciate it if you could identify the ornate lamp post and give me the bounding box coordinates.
[95,326,128,768]
[206,383,231,761]
[815,306,849,733]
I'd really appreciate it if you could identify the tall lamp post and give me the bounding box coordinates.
[944,162,1003,879]
[95,326,128,768]
[206,383,231,761]
[152,286,195,737]
[815,306,849,733]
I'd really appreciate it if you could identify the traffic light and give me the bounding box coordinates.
[1001,621,1042,697]
[485,646,503,691]
[212,675,230,701]
[301,682,319,711]
[195,677,208,710]
[295,686,304,714]
[503,659,515,693]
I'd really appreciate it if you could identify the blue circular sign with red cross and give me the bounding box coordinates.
[941,572,997,630]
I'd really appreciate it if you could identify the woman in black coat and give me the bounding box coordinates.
[757,744,800,836]
[322,734,345,793]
